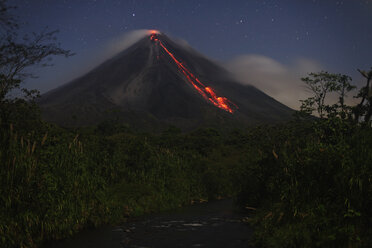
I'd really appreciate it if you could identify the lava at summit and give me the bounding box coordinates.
[39,30,294,129]
[150,33,238,114]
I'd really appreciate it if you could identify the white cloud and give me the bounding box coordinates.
[225,54,324,110]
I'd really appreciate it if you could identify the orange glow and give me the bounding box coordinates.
[148,29,160,34]
[150,33,158,42]
[151,34,237,113]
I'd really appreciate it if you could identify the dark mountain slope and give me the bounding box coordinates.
[39,31,293,130]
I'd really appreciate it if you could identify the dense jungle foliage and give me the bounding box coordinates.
[1,1,372,247]
[1,100,372,248]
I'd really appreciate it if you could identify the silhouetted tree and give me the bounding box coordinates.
[354,67,372,124]
[300,71,354,119]
[0,0,73,127]
[0,0,17,31]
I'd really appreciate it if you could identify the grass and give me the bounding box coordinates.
[1,117,371,247]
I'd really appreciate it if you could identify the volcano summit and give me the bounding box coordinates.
[39,31,293,130]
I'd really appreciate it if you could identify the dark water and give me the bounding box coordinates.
[46,199,253,248]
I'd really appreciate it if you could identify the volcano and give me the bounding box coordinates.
[39,31,293,130]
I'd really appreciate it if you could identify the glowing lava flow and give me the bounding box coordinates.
[150,33,237,113]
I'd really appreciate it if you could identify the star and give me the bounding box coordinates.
[132,13,136,17]
[236,19,244,25]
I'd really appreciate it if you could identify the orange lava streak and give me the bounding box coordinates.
[153,35,237,113]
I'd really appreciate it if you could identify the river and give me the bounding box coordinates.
[46,199,253,248]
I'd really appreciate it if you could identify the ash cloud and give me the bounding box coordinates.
[104,29,150,59]
[74,30,151,77]
[34,30,152,93]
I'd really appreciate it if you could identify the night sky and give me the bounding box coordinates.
[12,0,372,108]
